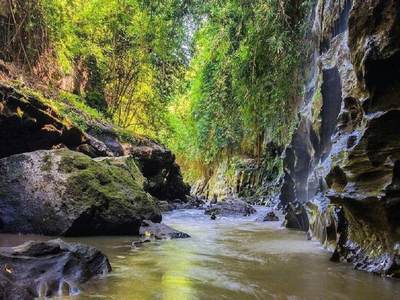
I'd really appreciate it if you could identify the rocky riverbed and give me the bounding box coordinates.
[1,1,400,297]
[190,0,400,277]
[0,239,111,299]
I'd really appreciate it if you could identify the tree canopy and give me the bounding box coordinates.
[165,0,310,179]
[0,0,310,180]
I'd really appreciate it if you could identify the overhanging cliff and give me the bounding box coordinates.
[279,0,400,277]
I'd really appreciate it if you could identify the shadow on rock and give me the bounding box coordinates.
[0,239,111,300]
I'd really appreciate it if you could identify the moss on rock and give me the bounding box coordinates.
[0,149,161,236]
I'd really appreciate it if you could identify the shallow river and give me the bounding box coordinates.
[1,209,400,299]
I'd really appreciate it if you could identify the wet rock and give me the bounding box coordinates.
[205,199,256,217]
[131,238,152,247]
[192,197,206,209]
[158,201,176,212]
[0,239,111,299]
[258,211,279,222]
[137,220,190,241]
[175,195,206,210]
[255,210,280,222]
[127,139,190,202]
[278,0,400,277]
[0,149,161,236]
[79,133,114,158]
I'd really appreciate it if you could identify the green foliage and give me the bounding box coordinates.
[85,91,107,114]
[0,0,49,68]
[166,0,311,176]
[2,0,311,182]
[83,55,108,114]
[3,0,191,138]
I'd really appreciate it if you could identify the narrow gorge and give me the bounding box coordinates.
[0,0,399,299]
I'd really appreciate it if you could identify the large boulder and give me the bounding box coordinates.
[0,239,111,299]
[0,149,161,236]
[86,122,125,157]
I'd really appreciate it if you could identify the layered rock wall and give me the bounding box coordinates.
[192,154,282,205]
[279,0,400,276]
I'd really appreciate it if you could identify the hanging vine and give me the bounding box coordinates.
[0,0,50,71]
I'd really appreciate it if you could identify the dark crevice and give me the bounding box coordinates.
[320,0,352,54]
[332,0,352,38]
[326,166,347,190]
[320,68,343,161]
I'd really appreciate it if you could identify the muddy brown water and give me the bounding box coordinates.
[1,208,400,300]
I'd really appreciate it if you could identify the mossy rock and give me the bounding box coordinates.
[0,149,161,236]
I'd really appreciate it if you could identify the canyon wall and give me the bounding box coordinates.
[280,0,400,276]
[191,148,283,205]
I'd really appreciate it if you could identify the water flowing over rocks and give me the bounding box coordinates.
[205,198,257,217]
[0,239,111,299]
[256,211,280,222]
[278,0,400,277]
[0,149,161,236]
[139,220,190,240]
[0,81,190,298]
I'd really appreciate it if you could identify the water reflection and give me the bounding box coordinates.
[1,209,400,300]
[159,241,195,300]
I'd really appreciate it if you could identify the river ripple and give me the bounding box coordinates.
[1,208,399,299]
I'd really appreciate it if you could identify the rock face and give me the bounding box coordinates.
[279,0,400,276]
[86,123,124,156]
[192,154,282,205]
[178,195,206,209]
[128,140,190,202]
[0,83,123,158]
[0,149,161,236]
[0,239,111,299]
